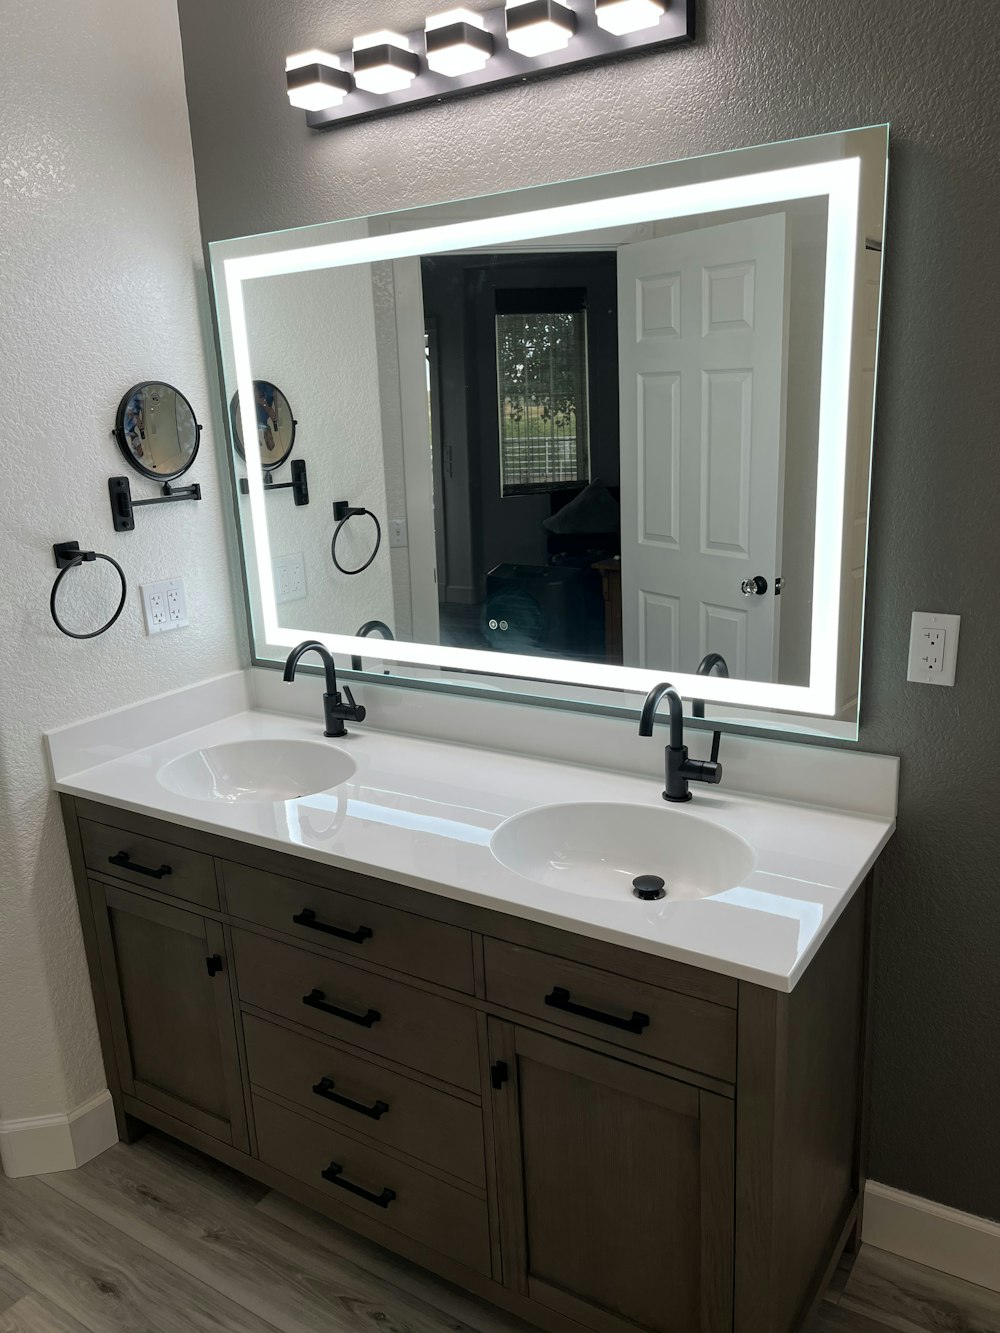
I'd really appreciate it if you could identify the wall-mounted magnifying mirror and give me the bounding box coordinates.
[211,125,888,741]
[231,381,297,470]
[114,381,201,480]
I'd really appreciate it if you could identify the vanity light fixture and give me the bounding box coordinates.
[285,50,353,110]
[595,0,667,35]
[425,9,494,77]
[352,31,421,94]
[283,0,694,129]
[505,0,577,56]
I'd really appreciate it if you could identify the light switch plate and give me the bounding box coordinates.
[907,611,960,686]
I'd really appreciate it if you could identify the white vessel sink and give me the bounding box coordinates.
[157,739,356,804]
[490,801,755,901]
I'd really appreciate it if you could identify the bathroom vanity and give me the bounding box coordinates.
[53,702,892,1333]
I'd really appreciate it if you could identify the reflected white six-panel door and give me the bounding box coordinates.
[618,213,789,681]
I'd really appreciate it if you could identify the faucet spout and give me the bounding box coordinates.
[284,640,366,738]
[638,680,722,803]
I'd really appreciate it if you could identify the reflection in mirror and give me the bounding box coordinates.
[212,126,888,736]
[231,380,297,470]
[115,381,200,480]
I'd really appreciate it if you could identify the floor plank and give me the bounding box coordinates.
[839,1246,1000,1333]
[42,1133,523,1333]
[2,1129,997,1333]
[0,1168,280,1333]
[0,1294,92,1333]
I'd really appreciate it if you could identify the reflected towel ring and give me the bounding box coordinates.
[331,502,382,576]
[50,543,128,640]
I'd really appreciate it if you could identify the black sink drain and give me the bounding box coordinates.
[632,875,666,901]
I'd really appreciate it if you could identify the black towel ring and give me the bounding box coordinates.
[331,503,382,576]
[50,544,128,640]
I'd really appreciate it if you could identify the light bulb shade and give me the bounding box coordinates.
[285,51,353,110]
[425,20,494,76]
[505,0,577,57]
[353,32,421,93]
[595,0,668,35]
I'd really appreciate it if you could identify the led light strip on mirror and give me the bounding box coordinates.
[225,156,862,717]
[285,0,695,129]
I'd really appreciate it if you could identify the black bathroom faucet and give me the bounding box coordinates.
[351,619,395,673]
[638,682,722,803]
[284,640,366,738]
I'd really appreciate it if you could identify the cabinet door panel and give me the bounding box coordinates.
[91,882,247,1149]
[490,1021,733,1333]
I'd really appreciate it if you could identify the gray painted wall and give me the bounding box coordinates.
[176,0,1000,1220]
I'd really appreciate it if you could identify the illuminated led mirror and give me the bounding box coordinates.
[210,126,888,740]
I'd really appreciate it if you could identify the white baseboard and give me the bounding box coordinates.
[864,1181,1000,1293]
[0,1089,118,1178]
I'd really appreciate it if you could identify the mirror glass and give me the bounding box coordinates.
[115,381,200,480]
[211,126,888,738]
[231,380,297,470]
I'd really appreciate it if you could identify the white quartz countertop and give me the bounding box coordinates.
[50,705,894,991]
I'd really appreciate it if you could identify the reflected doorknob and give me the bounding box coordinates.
[741,575,769,597]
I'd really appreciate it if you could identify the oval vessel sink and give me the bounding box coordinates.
[490,801,754,901]
[157,739,356,804]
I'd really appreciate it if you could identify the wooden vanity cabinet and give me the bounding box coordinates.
[61,794,872,1333]
[489,1021,734,1333]
[88,881,248,1150]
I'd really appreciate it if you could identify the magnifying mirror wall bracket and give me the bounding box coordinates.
[108,475,203,533]
[239,457,309,505]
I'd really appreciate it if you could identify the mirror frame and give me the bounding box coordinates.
[211,126,889,737]
[114,381,201,482]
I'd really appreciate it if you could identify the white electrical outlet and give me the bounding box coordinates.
[141,578,189,635]
[273,553,307,604]
[907,611,961,686]
[389,518,408,549]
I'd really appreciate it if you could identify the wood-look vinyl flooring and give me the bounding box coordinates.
[0,1131,997,1333]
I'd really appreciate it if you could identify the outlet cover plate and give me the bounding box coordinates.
[907,611,960,686]
[141,578,189,635]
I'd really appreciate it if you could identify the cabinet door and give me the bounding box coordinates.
[489,1021,733,1333]
[91,882,248,1150]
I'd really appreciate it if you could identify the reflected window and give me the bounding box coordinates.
[496,297,591,496]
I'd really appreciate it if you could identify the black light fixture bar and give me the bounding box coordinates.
[239,458,310,505]
[303,0,695,131]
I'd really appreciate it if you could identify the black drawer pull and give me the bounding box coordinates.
[108,851,172,880]
[313,1077,389,1120]
[321,1161,396,1208]
[544,985,650,1035]
[302,988,380,1028]
[292,908,373,945]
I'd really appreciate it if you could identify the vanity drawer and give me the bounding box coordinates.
[243,1014,485,1187]
[253,1094,492,1277]
[81,818,218,910]
[483,938,737,1083]
[221,862,474,993]
[233,929,480,1092]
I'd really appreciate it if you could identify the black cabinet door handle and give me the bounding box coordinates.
[206,954,223,977]
[302,988,380,1028]
[293,908,373,945]
[312,1077,389,1120]
[109,851,172,880]
[321,1161,396,1208]
[490,1060,509,1090]
[544,985,650,1035]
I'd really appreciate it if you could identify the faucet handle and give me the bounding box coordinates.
[342,686,366,723]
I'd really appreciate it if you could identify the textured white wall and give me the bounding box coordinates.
[0,0,243,1130]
